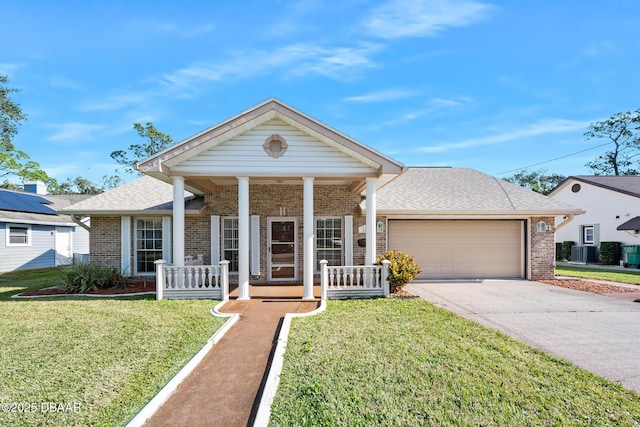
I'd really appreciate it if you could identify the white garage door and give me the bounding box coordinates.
[388,220,524,279]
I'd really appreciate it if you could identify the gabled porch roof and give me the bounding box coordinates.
[135,98,404,194]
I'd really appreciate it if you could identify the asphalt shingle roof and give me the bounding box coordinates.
[568,175,640,198]
[60,175,200,214]
[376,167,582,214]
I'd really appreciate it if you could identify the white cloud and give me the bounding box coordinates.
[158,42,382,93]
[45,122,105,143]
[363,0,492,39]
[420,119,590,153]
[584,41,617,57]
[0,63,25,76]
[78,93,153,112]
[343,89,419,103]
[123,19,216,38]
[49,76,84,91]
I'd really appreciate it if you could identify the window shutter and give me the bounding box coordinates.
[121,217,131,276]
[162,216,172,264]
[251,215,260,275]
[211,216,220,265]
[344,215,353,265]
[594,223,601,246]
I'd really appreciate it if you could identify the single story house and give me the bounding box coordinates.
[549,175,640,263]
[0,184,92,272]
[61,99,583,299]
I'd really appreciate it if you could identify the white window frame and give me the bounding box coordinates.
[134,218,163,275]
[315,217,343,272]
[6,223,31,247]
[582,225,595,245]
[222,217,239,274]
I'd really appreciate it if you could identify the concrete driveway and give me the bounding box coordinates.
[406,280,640,393]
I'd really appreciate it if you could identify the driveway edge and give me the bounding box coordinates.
[125,300,239,427]
[252,299,327,427]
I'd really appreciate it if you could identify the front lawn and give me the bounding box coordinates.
[0,268,225,427]
[556,264,640,285]
[270,298,640,426]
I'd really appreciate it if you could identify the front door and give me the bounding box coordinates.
[268,218,297,281]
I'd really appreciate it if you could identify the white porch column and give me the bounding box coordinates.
[303,177,315,300]
[172,176,185,267]
[365,177,377,265]
[237,177,250,300]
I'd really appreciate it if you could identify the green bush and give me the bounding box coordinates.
[555,242,563,261]
[599,242,621,265]
[61,264,130,293]
[375,250,422,293]
[561,241,575,261]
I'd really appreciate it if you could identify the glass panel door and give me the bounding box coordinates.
[269,218,297,281]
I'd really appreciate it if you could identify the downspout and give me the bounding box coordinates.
[71,214,91,232]
[554,214,574,231]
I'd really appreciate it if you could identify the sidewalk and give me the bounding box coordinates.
[144,287,319,427]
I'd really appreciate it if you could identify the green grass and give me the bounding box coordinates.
[0,268,226,427]
[270,298,640,426]
[556,264,640,285]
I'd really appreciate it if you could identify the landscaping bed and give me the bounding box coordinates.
[541,278,640,295]
[17,279,154,297]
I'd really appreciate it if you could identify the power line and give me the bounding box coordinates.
[497,142,612,175]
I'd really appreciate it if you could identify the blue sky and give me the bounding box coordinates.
[2,0,639,185]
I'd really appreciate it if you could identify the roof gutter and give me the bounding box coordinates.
[554,214,575,231]
[71,214,91,232]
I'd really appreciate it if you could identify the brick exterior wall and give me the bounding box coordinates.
[204,184,363,283]
[89,189,557,283]
[530,216,556,280]
[90,217,121,269]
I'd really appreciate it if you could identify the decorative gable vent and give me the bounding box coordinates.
[263,134,288,158]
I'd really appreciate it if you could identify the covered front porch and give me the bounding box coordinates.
[135,99,403,301]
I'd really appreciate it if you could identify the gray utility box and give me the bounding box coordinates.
[571,245,598,263]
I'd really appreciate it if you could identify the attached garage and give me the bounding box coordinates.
[388,220,525,279]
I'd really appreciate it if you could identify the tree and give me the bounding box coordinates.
[0,75,27,151]
[110,122,173,174]
[47,175,123,195]
[502,169,566,195]
[0,75,52,185]
[584,109,640,175]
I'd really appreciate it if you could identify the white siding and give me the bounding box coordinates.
[553,181,640,246]
[72,225,90,255]
[172,118,377,176]
[0,223,56,272]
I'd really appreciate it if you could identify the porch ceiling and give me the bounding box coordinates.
[178,176,361,195]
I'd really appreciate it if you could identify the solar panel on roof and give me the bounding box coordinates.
[0,191,58,215]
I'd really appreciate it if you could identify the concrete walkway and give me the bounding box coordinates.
[406,280,640,393]
[144,286,319,427]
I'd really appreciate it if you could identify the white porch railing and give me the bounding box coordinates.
[320,259,390,300]
[155,260,229,301]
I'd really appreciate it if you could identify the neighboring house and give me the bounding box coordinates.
[549,175,640,263]
[0,184,92,272]
[61,99,582,299]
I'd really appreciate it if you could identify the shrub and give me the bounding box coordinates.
[555,242,563,261]
[61,264,130,293]
[561,241,575,261]
[375,250,422,293]
[599,242,621,265]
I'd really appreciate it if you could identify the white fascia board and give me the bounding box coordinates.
[57,209,203,217]
[0,217,76,227]
[381,210,585,219]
